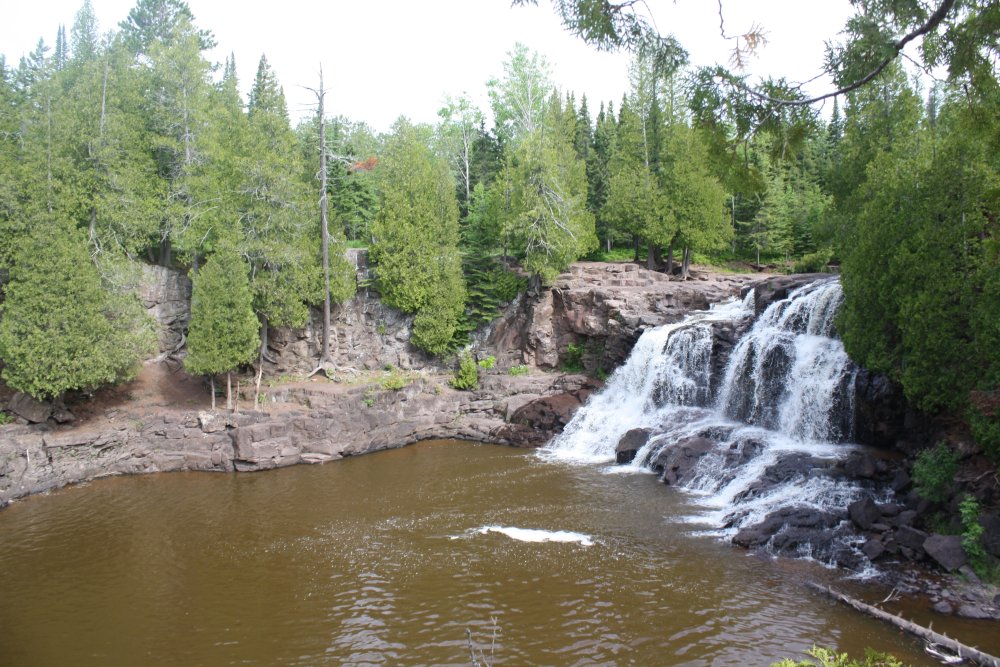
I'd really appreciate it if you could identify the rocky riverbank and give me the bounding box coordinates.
[0,370,601,508]
[4,260,750,508]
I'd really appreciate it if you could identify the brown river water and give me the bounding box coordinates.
[0,440,989,666]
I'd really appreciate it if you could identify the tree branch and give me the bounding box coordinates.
[727,0,956,106]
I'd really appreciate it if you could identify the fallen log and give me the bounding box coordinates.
[807,583,1000,667]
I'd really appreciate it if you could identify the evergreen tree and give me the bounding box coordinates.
[370,120,466,355]
[0,221,155,401]
[184,247,260,410]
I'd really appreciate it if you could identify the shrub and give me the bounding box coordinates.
[560,343,584,373]
[960,495,988,571]
[792,248,834,274]
[477,355,496,370]
[774,646,906,667]
[381,369,409,391]
[0,411,13,426]
[912,442,959,503]
[970,407,1000,464]
[508,364,530,376]
[451,352,479,390]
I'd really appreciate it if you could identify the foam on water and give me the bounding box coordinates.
[455,526,595,546]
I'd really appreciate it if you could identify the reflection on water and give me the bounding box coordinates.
[0,440,954,666]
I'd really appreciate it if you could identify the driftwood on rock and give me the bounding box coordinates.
[807,583,1000,667]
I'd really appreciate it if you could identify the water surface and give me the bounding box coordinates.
[0,440,957,666]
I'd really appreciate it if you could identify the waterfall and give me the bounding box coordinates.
[546,278,868,556]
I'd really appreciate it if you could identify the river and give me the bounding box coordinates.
[0,439,969,666]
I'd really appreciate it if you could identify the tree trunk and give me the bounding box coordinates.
[209,376,216,411]
[666,242,675,277]
[807,583,1000,667]
[255,315,268,407]
[647,244,663,271]
[317,66,332,366]
[633,236,640,262]
[226,371,232,411]
[681,246,691,280]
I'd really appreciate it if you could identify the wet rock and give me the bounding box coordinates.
[848,497,882,531]
[853,367,905,448]
[8,393,53,424]
[932,600,954,615]
[957,604,992,620]
[923,534,967,572]
[893,510,919,528]
[651,436,714,485]
[732,507,840,550]
[877,503,901,518]
[891,470,911,493]
[895,526,929,556]
[615,428,651,464]
[862,538,885,561]
[843,452,878,479]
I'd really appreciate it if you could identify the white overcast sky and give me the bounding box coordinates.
[2,1,854,132]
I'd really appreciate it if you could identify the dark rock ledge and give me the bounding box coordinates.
[0,373,597,509]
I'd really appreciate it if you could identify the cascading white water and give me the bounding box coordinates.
[545,278,866,546]
[546,295,753,462]
[716,279,856,442]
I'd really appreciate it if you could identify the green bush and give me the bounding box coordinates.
[912,442,959,503]
[477,355,496,370]
[451,352,479,390]
[380,369,409,391]
[0,411,13,426]
[960,495,988,572]
[774,646,906,667]
[508,364,530,376]
[560,343,584,373]
[970,408,1000,464]
[793,247,834,274]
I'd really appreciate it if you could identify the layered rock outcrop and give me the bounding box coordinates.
[488,262,754,372]
[0,372,597,508]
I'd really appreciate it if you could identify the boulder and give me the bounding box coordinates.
[843,452,878,479]
[732,507,840,550]
[862,538,885,561]
[923,534,967,572]
[894,526,929,556]
[8,393,53,424]
[651,436,714,485]
[615,428,651,464]
[848,497,882,531]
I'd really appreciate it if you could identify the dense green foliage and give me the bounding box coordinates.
[2,0,998,445]
[774,646,906,667]
[371,121,466,355]
[0,223,155,400]
[912,443,960,502]
[184,247,260,380]
[451,351,480,390]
